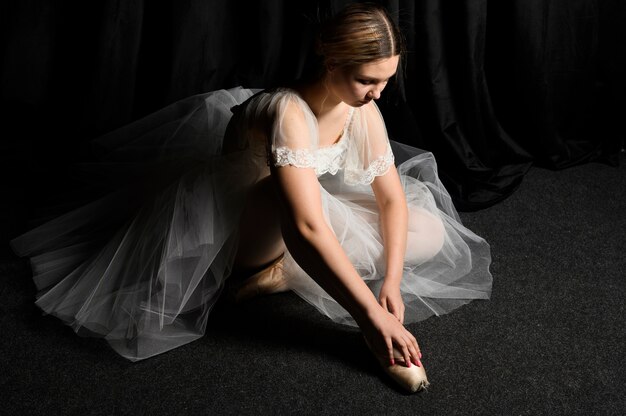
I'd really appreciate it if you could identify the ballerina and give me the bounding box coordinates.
[11,3,492,393]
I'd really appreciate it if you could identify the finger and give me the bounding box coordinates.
[408,333,422,364]
[406,337,421,366]
[400,342,412,368]
[399,304,405,324]
[410,333,420,355]
[386,337,395,366]
[380,297,387,311]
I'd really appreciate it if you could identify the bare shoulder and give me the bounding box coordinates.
[357,101,387,137]
[280,95,308,125]
[274,92,315,147]
[360,100,384,120]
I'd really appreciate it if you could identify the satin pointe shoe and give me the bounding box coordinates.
[234,254,290,303]
[365,339,430,393]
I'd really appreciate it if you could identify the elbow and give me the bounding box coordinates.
[292,216,328,242]
[296,218,326,240]
[279,213,329,254]
[379,197,408,217]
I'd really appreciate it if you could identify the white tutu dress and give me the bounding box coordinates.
[11,87,492,361]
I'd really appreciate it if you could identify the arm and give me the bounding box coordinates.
[271,163,419,367]
[371,167,409,323]
[272,164,380,321]
[269,101,420,367]
[362,101,409,323]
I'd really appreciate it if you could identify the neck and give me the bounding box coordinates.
[296,76,343,117]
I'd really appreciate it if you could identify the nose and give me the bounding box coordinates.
[367,86,382,100]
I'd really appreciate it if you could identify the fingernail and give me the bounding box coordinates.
[417,359,422,367]
[419,351,422,359]
[407,361,411,368]
[390,358,395,366]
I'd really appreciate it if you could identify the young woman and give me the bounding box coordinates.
[11,4,492,393]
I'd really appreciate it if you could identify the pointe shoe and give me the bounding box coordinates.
[365,339,430,393]
[234,255,290,303]
[383,349,429,393]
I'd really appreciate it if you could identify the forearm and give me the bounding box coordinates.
[378,199,408,286]
[280,218,382,326]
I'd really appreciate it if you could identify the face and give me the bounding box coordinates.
[326,55,400,107]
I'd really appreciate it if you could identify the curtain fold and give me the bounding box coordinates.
[1,0,623,211]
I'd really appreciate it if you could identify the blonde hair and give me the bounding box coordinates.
[316,3,405,70]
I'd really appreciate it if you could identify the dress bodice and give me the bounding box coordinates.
[233,88,395,185]
[273,108,353,177]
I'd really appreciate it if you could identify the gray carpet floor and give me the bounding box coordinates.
[1,154,624,416]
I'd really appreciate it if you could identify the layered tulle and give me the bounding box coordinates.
[287,146,492,325]
[11,87,492,360]
[11,88,262,360]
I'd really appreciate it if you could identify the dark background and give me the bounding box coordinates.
[1,2,624,414]
[1,0,624,216]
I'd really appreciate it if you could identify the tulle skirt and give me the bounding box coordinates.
[11,87,492,361]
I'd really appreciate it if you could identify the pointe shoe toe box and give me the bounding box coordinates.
[383,360,429,393]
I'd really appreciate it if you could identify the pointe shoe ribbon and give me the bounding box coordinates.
[365,338,430,393]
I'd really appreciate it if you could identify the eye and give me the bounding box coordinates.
[357,79,373,85]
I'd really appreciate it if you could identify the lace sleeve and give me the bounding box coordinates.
[344,145,394,185]
[273,147,316,168]
[269,90,319,169]
[343,101,395,186]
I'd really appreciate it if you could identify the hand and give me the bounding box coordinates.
[360,304,422,368]
[379,281,405,323]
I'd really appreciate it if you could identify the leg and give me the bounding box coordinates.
[234,175,286,272]
[232,175,290,302]
[404,207,445,265]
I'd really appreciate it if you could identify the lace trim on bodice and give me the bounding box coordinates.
[273,106,353,177]
[271,104,395,185]
[273,143,394,185]
[273,139,348,176]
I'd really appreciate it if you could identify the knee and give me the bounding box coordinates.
[404,209,445,265]
[426,214,445,257]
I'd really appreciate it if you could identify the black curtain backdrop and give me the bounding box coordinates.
[1,0,624,212]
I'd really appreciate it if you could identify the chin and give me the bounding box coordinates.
[350,99,371,107]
